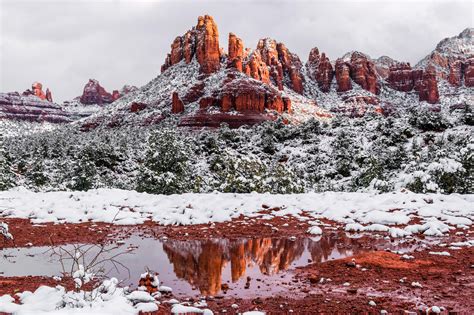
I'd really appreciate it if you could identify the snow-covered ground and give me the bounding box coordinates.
[0,275,215,315]
[1,187,472,237]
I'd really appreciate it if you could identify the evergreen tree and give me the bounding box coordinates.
[0,135,14,191]
[137,129,193,194]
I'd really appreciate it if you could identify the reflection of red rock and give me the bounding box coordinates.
[162,15,220,75]
[171,92,184,113]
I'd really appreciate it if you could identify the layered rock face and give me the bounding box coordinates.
[349,52,380,95]
[161,15,221,75]
[386,63,439,103]
[465,58,474,87]
[0,92,70,123]
[417,68,440,104]
[218,77,291,113]
[171,92,184,113]
[335,59,352,92]
[417,28,473,84]
[387,63,417,92]
[80,79,114,105]
[448,58,474,87]
[307,47,334,92]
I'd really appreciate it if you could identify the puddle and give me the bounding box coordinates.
[0,233,420,297]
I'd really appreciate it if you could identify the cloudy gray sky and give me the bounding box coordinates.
[1,0,472,102]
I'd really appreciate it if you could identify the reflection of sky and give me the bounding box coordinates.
[0,233,418,297]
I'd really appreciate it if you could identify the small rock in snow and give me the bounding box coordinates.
[430,306,442,313]
[368,300,376,306]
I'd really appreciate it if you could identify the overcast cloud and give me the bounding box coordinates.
[0,0,472,102]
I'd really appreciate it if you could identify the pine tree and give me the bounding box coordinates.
[137,129,193,194]
[0,135,14,191]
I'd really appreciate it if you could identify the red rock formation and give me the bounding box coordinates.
[112,90,120,101]
[241,38,304,94]
[80,79,114,105]
[1,92,70,123]
[349,52,379,95]
[217,77,290,114]
[448,60,463,86]
[171,92,184,113]
[387,63,416,92]
[244,51,271,84]
[195,15,220,74]
[228,33,244,72]
[45,88,53,102]
[307,48,333,92]
[374,56,398,80]
[412,69,424,91]
[276,43,304,94]
[32,82,46,100]
[283,97,292,114]
[464,58,474,87]
[335,59,352,92]
[199,96,216,109]
[162,15,220,75]
[130,102,147,113]
[332,95,386,118]
[418,67,439,104]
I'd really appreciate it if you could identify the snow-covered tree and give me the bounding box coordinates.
[137,128,193,194]
[0,135,14,191]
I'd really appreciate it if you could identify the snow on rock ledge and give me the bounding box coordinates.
[0,188,472,237]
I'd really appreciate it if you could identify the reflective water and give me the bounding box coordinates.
[0,233,415,297]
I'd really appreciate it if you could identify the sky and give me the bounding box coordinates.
[0,0,472,102]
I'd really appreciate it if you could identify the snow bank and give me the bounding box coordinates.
[0,188,472,238]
